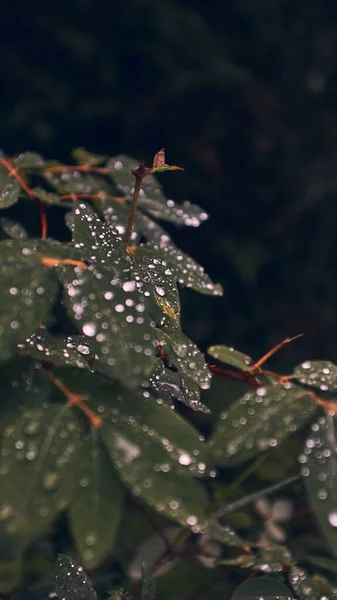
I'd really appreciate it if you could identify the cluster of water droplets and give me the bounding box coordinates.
[211,383,315,461]
[19,332,92,369]
[54,554,97,600]
[299,415,337,531]
[294,360,337,391]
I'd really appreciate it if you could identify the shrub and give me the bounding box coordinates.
[0,148,337,599]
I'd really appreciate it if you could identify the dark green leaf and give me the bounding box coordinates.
[135,246,223,296]
[0,165,20,209]
[301,414,337,558]
[19,331,94,369]
[54,554,97,600]
[131,249,181,325]
[288,566,320,600]
[44,169,112,196]
[156,328,212,390]
[72,148,107,166]
[100,199,141,244]
[141,563,156,600]
[0,397,82,537]
[209,383,316,465]
[32,187,70,207]
[205,522,248,548]
[56,368,209,475]
[69,202,131,271]
[207,345,253,370]
[293,360,337,391]
[0,242,59,362]
[103,427,209,530]
[68,436,124,569]
[59,264,156,388]
[149,360,210,413]
[14,152,44,169]
[0,218,28,240]
[139,196,208,227]
[233,576,294,599]
[305,554,337,573]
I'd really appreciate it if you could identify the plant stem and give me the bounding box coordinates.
[123,173,143,248]
[211,474,300,519]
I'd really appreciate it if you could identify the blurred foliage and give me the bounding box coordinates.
[1,150,337,600]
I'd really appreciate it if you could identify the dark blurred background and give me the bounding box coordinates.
[3,0,337,372]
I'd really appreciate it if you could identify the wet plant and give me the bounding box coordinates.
[1,148,337,599]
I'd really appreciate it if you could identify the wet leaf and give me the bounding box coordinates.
[205,522,248,549]
[293,360,337,392]
[0,218,28,240]
[56,368,208,475]
[69,436,124,569]
[100,199,141,243]
[103,427,209,531]
[19,331,94,369]
[14,152,44,169]
[305,554,337,573]
[301,414,337,558]
[69,202,131,271]
[151,165,184,174]
[0,165,20,209]
[59,264,156,388]
[54,554,97,600]
[0,242,59,363]
[31,187,70,207]
[72,147,107,166]
[209,383,316,465]
[207,345,253,370]
[44,169,112,196]
[134,246,223,296]
[130,249,181,325]
[156,328,212,390]
[233,576,294,599]
[149,360,210,413]
[141,563,156,600]
[139,196,208,228]
[288,566,320,600]
[0,398,82,537]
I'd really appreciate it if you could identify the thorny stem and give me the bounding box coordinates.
[39,202,48,238]
[40,257,88,269]
[123,172,143,248]
[49,374,102,429]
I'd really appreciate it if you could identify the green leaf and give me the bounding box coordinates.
[54,554,97,600]
[19,331,94,369]
[69,202,131,271]
[141,563,156,600]
[156,328,212,390]
[130,249,181,325]
[134,246,223,296]
[59,264,156,388]
[0,218,28,240]
[103,427,209,531]
[44,169,112,196]
[305,554,337,573]
[0,242,59,363]
[151,165,184,173]
[209,383,316,465]
[301,414,337,558]
[0,397,82,537]
[0,359,51,424]
[293,360,337,391]
[52,368,210,530]
[72,147,107,166]
[288,566,320,600]
[207,345,253,370]
[56,368,209,475]
[0,165,20,209]
[14,152,44,169]
[205,521,249,549]
[32,187,70,207]
[139,196,208,227]
[149,360,210,413]
[68,436,124,569]
[233,576,294,599]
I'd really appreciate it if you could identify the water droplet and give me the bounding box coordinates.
[328,510,337,527]
[82,322,97,337]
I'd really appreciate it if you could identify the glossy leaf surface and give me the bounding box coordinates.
[54,554,97,600]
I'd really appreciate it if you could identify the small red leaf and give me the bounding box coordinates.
[153,148,167,169]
